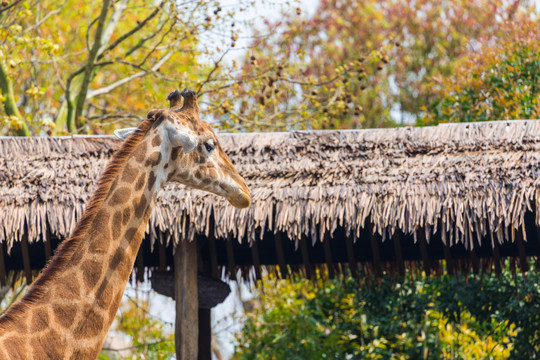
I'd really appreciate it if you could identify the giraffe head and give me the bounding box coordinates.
[114,89,251,208]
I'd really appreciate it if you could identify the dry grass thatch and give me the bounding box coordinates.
[1,120,540,253]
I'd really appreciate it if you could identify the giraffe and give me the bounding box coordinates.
[0,89,251,359]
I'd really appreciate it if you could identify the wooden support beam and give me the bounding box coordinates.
[198,308,212,360]
[44,226,52,263]
[158,233,167,271]
[443,243,454,275]
[226,236,236,281]
[491,233,502,276]
[368,225,382,278]
[536,226,540,259]
[136,247,145,282]
[0,242,6,286]
[250,240,262,281]
[274,232,288,279]
[515,228,529,272]
[21,226,32,284]
[299,235,312,279]
[174,239,198,360]
[469,247,479,274]
[344,235,358,280]
[207,232,219,280]
[417,229,431,276]
[322,232,335,279]
[392,231,405,277]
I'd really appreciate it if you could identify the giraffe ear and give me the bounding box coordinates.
[166,126,198,154]
[114,127,138,140]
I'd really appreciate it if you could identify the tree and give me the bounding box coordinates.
[0,0,247,135]
[206,0,531,132]
[233,264,540,359]
[420,17,540,125]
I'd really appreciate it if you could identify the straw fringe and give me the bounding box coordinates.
[1,120,540,251]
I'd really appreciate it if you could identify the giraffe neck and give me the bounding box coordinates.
[0,122,172,359]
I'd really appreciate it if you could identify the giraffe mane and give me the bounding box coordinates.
[0,119,155,330]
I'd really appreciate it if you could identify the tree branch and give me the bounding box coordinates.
[0,62,30,136]
[196,49,231,94]
[73,0,112,130]
[97,0,129,56]
[97,1,164,61]
[23,0,67,33]
[87,51,173,99]
[0,0,23,14]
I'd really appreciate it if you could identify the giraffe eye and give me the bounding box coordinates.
[204,141,215,152]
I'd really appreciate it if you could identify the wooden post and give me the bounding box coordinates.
[299,235,312,279]
[174,239,198,360]
[515,228,529,272]
[274,232,289,279]
[392,231,405,277]
[198,308,212,360]
[344,235,358,280]
[250,240,262,281]
[322,232,335,279]
[368,225,382,278]
[0,242,6,286]
[158,232,167,271]
[44,226,52,262]
[21,225,32,284]
[417,229,431,276]
[226,236,237,281]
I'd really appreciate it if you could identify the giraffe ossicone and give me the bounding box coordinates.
[0,89,250,359]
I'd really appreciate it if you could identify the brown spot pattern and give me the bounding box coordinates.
[96,283,113,309]
[121,163,138,183]
[147,171,157,190]
[171,146,182,160]
[122,207,131,225]
[35,330,66,359]
[5,336,25,360]
[194,152,205,164]
[109,187,131,205]
[152,134,162,147]
[135,173,146,191]
[89,209,111,244]
[135,142,147,163]
[81,259,103,289]
[109,290,125,319]
[57,276,81,299]
[125,227,138,240]
[72,348,98,359]
[110,247,132,279]
[52,304,77,328]
[135,196,148,218]
[145,151,162,167]
[31,308,49,332]
[74,307,104,338]
[112,213,122,239]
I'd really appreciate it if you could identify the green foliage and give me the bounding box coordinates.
[420,19,540,125]
[99,295,174,360]
[234,263,540,360]
[0,0,248,136]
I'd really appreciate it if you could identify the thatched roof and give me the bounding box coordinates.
[2,120,540,253]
